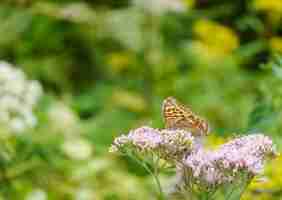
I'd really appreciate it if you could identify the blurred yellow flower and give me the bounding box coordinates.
[242,154,282,200]
[253,0,282,22]
[189,41,223,61]
[205,134,226,149]
[269,37,282,53]
[192,19,239,59]
[107,52,134,74]
[253,0,282,14]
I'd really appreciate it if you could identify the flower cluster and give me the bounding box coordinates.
[110,126,194,163]
[0,61,42,133]
[132,0,186,15]
[182,134,277,188]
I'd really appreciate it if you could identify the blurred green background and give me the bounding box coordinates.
[0,0,282,199]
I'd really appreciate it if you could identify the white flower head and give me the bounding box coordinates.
[75,187,95,200]
[0,61,43,133]
[48,101,79,136]
[62,139,93,161]
[25,189,47,200]
[133,0,186,15]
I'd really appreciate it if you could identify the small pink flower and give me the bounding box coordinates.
[183,134,277,187]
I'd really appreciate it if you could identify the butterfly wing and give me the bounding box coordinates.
[162,97,192,129]
[162,97,209,136]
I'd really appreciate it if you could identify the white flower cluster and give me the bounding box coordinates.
[0,61,42,133]
[25,189,47,200]
[62,139,93,161]
[48,101,80,136]
[133,0,185,15]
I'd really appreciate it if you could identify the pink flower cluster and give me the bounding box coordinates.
[183,134,277,187]
[110,125,278,196]
[110,126,194,162]
[110,127,163,152]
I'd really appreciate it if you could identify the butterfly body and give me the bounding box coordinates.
[162,97,209,136]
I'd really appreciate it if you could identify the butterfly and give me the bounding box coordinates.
[162,97,209,136]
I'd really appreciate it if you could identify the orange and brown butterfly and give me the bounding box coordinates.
[162,97,209,136]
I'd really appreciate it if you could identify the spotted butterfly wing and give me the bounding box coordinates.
[162,97,209,136]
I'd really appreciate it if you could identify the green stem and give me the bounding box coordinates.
[153,156,165,199]
[209,189,218,200]
[238,180,252,200]
[152,171,165,200]
[225,186,236,200]
[126,152,166,199]
[225,175,253,200]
